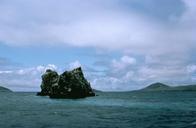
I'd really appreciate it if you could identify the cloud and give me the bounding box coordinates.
[0,70,13,74]
[36,64,57,73]
[0,64,58,91]
[187,65,196,73]
[0,0,194,55]
[121,56,137,65]
[112,56,136,71]
[92,76,126,91]
[0,57,196,91]
[90,54,196,91]
[68,60,82,70]
[0,0,195,69]
[0,0,196,91]
[180,0,196,24]
[15,64,58,75]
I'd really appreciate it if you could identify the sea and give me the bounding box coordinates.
[0,91,196,128]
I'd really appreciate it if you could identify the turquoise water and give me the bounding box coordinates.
[0,91,196,128]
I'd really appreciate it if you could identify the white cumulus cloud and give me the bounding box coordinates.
[68,60,82,70]
[112,56,136,71]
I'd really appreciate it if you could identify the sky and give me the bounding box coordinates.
[0,0,196,92]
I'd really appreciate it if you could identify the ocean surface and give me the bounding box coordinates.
[0,91,196,128]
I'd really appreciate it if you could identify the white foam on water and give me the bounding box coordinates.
[191,121,196,125]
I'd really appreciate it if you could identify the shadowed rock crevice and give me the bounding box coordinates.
[37,67,95,98]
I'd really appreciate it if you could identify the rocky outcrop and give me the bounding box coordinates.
[37,67,95,98]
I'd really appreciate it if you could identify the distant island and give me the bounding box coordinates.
[0,86,12,92]
[37,67,95,99]
[139,82,196,92]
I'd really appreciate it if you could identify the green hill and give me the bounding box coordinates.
[172,84,196,91]
[140,82,196,92]
[142,82,170,91]
[0,86,12,92]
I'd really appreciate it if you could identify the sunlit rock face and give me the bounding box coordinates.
[37,67,95,98]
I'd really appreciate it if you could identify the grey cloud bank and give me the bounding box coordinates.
[0,0,195,49]
[0,0,196,91]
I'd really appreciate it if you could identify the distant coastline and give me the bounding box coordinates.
[1,82,196,93]
[137,82,196,92]
[0,85,12,92]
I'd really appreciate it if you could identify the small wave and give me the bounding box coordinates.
[191,121,196,125]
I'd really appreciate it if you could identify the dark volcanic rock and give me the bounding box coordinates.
[37,67,95,98]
